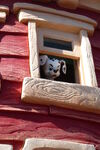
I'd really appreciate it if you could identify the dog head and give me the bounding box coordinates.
[40,55,66,80]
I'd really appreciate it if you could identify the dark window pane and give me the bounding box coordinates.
[44,37,73,51]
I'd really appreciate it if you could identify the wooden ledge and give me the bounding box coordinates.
[0,5,9,23]
[0,5,9,15]
[0,144,13,150]
[17,9,95,35]
[13,3,97,27]
[21,77,100,114]
[22,138,95,150]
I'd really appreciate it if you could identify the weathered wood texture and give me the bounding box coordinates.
[18,9,95,36]
[22,77,100,114]
[1,81,100,124]
[22,138,95,150]
[0,58,30,81]
[0,33,28,56]
[28,21,40,78]
[0,0,100,147]
[80,30,97,87]
[0,111,100,145]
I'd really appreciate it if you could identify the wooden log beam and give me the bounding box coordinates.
[28,21,40,78]
[13,3,97,27]
[21,77,100,114]
[18,9,95,36]
[22,138,95,150]
[80,30,98,87]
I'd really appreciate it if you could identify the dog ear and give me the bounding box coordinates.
[60,60,67,74]
[39,55,48,66]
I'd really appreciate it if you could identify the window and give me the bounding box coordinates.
[37,28,79,83]
[22,138,95,150]
[13,3,100,114]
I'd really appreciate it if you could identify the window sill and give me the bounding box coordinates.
[21,77,100,114]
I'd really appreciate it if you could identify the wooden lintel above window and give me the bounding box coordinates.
[0,5,9,22]
[13,3,97,36]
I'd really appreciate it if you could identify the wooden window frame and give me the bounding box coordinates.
[22,138,95,150]
[13,3,100,114]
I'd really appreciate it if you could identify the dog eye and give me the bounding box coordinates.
[49,64,53,67]
[49,68,53,71]
[40,59,43,62]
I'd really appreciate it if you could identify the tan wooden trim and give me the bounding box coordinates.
[18,9,95,36]
[13,2,97,27]
[21,77,100,114]
[0,5,9,15]
[0,6,9,23]
[28,21,40,78]
[40,48,79,60]
[0,144,13,150]
[38,28,80,59]
[80,30,98,87]
[22,138,95,150]
[0,12,7,23]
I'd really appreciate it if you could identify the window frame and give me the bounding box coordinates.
[13,3,100,114]
[37,28,80,83]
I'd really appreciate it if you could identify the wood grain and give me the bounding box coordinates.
[18,9,95,36]
[28,21,40,78]
[22,138,95,150]
[80,30,97,87]
[0,34,28,57]
[13,2,97,27]
[50,106,100,124]
[0,58,30,82]
[21,77,100,114]
[0,14,28,33]
[0,110,99,145]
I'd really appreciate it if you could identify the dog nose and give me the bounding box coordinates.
[54,69,58,73]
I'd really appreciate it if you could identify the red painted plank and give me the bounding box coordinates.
[0,33,28,57]
[0,104,49,115]
[50,106,100,124]
[0,14,28,34]
[0,111,99,145]
[0,80,22,104]
[0,57,30,81]
[0,80,48,114]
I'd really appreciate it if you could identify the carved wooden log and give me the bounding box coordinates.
[21,77,100,114]
[28,21,40,78]
[80,30,98,87]
[22,138,95,150]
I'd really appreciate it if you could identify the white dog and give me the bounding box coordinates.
[40,55,66,80]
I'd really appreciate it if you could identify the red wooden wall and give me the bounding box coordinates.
[0,0,100,150]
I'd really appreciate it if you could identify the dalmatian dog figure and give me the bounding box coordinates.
[39,55,67,80]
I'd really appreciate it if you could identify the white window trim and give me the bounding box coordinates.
[13,3,100,114]
[22,138,95,150]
